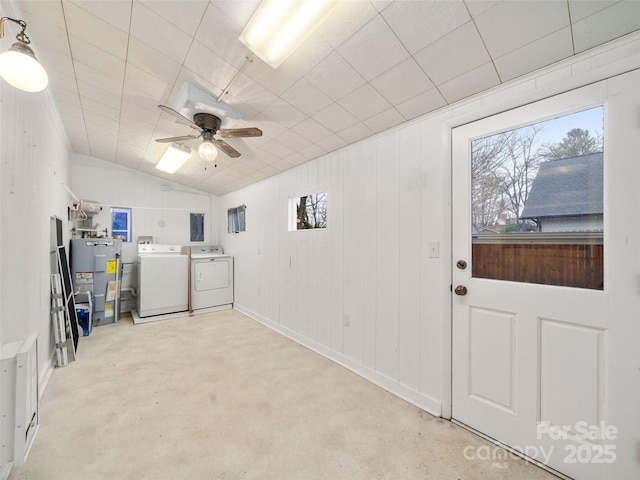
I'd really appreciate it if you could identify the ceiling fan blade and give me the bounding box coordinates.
[215,139,241,158]
[218,127,263,138]
[155,134,201,143]
[157,105,201,131]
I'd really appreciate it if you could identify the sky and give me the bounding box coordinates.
[536,106,604,146]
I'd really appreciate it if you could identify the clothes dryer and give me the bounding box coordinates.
[188,246,233,310]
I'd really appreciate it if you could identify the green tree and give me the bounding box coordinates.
[540,128,602,160]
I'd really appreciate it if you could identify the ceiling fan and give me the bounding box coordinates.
[155,104,262,161]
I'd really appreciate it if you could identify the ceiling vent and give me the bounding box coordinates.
[172,82,243,129]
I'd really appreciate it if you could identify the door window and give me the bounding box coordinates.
[471,107,604,289]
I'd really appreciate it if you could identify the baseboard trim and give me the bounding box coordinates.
[234,304,442,417]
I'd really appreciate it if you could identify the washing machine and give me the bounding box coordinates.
[137,244,189,319]
[188,246,234,310]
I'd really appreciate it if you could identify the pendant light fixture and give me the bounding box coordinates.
[0,17,48,92]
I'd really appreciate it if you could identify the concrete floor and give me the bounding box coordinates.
[9,310,558,480]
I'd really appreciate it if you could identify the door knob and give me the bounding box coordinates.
[454,285,468,296]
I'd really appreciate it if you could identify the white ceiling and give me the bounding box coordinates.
[10,0,640,195]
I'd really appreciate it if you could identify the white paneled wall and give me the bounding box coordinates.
[0,0,72,394]
[71,155,218,263]
[220,119,448,414]
[220,32,640,417]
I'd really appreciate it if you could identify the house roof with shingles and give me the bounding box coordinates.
[520,152,603,219]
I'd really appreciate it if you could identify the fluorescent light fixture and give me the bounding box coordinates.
[0,17,48,92]
[239,0,342,69]
[156,143,191,174]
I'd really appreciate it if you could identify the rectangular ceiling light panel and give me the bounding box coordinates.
[155,143,192,174]
[239,0,342,69]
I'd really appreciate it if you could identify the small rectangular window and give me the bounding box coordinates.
[190,213,204,242]
[228,205,246,233]
[111,207,131,242]
[289,192,327,230]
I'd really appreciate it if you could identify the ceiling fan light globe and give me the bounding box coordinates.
[198,141,218,162]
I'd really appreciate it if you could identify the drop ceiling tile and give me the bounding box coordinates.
[286,32,334,76]
[69,34,126,79]
[57,101,84,120]
[130,1,192,62]
[68,0,131,32]
[438,62,500,104]
[74,61,123,97]
[316,0,378,48]
[183,41,237,92]
[253,148,280,165]
[280,78,333,117]
[250,112,288,139]
[465,0,501,18]
[62,1,129,60]
[312,103,359,134]
[194,3,247,67]
[18,0,67,30]
[127,38,182,85]
[371,1,393,13]
[396,88,447,120]
[16,15,70,56]
[291,118,334,144]
[362,107,406,135]
[338,15,410,81]
[81,96,120,121]
[261,139,295,158]
[35,45,75,78]
[211,0,259,28]
[225,74,278,113]
[337,83,392,122]
[381,0,471,54]
[371,57,434,105]
[569,0,619,22]
[572,1,640,53]
[262,99,307,128]
[415,21,490,86]
[273,129,313,152]
[85,110,119,133]
[338,122,374,145]
[123,64,173,105]
[299,143,326,160]
[305,51,366,101]
[52,87,82,108]
[317,134,348,154]
[245,59,302,96]
[495,27,573,82]
[139,0,208,36]
[474,0,570,58]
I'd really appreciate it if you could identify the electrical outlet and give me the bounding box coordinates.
[343,314,350,327]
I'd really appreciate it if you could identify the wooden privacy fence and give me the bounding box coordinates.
[472,233,604,290]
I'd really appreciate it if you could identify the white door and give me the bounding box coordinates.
[452,82,620,479]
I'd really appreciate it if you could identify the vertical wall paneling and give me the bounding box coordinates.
[375,131,400,380]
[329,153,345,352]
[398,124,422,391]
[343,148,365,363]
[314,158,339,345]
[362,140,378,370]
[420,117,449,402]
